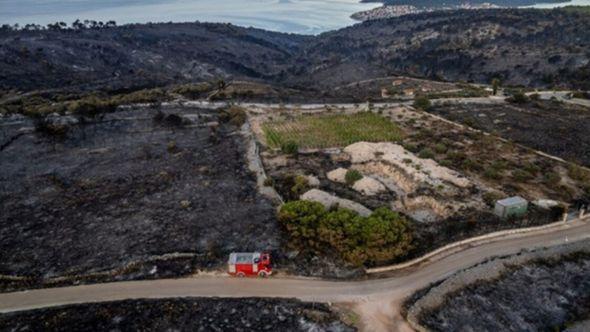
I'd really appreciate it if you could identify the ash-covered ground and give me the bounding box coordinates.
[428,100,590,167]
[0,298,355,332]
[0,105,278,290]
[420,251,590,331]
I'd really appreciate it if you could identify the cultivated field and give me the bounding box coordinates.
[262,112,403,149]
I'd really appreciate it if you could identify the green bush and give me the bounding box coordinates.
[523,162,541,175]
[483,191,503,207]
[418,148,435,159]
[434,143,448,154]
[413,96,431,111]
[278,201,413,266]
[281,141,299,155]
[543,171,561,185]
[512,169,535,182]
[462,158,481,171]
[290,175,309,198]
[345,169,363,186]
[567,164,590,182]
[484,166,502,180]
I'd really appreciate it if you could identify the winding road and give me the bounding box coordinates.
[1,218,589,331]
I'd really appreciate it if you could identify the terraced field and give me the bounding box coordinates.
[262,112,403,149]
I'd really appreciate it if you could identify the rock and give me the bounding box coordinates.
[300,189,372,216]
[327,168,348,184]
[352,177,387,196]
[306,175,320,187]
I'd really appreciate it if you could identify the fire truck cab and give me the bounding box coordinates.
[228,252,272,277]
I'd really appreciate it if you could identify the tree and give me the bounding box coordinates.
[491,78,501,96]
[278,201,413,266]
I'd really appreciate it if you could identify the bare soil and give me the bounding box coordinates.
[0,105,279,291]
[0,298,355,332]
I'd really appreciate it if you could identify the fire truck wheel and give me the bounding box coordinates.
[237,272,246,278]
[258,271,268,278]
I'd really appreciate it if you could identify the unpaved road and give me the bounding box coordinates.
[1,219,589,331]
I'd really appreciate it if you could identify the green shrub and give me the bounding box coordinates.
[418,148,435,159]
[512,169,534,182]
[403,143,419,153]
[413,96,431,111]
[543,171,561,185]
[439,159,453,167]
[567,164,590,182]
[484,166,502,180]
[278,201,413,266]
[290,175,309,198]
[345,169,363,186]
[483,191,503,207]
[434,143,448,154]
[281,141,299,155]
[462,158,481,171]
[523,162,541,175]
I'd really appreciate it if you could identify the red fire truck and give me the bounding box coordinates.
[228,252,272,277]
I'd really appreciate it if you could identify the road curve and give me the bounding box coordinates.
[1,220,589,314]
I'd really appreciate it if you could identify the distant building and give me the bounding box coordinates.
[392,79,404,86]
[495,196,528,219]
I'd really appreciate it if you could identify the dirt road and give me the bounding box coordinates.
[1,219,589,331]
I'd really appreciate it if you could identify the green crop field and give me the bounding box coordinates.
[262,112,403,149]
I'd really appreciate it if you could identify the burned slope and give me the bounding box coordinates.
[0,298,354,332]
[290,8,590,89]
[0,22,309,93]
[0,105,278,290]
[2,9,590,96]
[419,251,590,331]
[428,100,590,167]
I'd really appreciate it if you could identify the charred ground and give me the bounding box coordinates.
[0,105,279,291]
[0,297,354,332]
[1,8,589,96]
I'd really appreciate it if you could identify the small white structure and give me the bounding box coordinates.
[495,196,528,219]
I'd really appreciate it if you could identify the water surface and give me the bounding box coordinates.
[0,0,380,34]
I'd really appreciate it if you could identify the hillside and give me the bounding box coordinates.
[1,9,589,95]
[290,9,590,90]
[0,22,309,93]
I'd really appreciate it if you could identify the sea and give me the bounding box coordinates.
[1,0,589,35]
[0,0,380,35]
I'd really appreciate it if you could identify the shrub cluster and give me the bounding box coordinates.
[413,96,432,111]
[278,201,413,266]
[345,169,363,186]
[219,106,247,126]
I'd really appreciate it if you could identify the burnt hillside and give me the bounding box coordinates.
[1,9,589,94]
[291,8,590,89]
[0,22,310,93]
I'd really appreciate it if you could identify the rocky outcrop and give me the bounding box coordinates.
[301,189,372,216]
[327,167,348,184]
[352,176,387,196]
